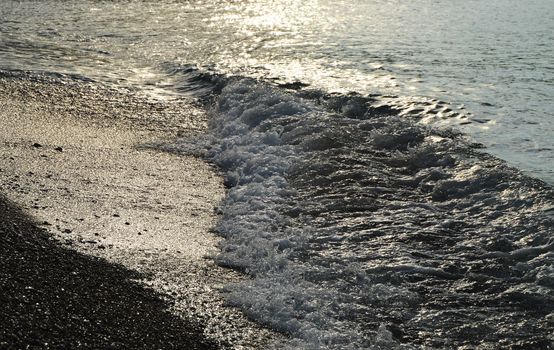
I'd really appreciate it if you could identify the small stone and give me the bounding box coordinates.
[32,143,42,148]
[54,146,63,152]
[124,222,130,225]
[113,214,120,217]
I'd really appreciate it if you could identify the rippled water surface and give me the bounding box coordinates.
[1,0,553,183]
[163,78,554,348]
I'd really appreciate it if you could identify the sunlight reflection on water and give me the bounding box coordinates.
[0,0,552,183]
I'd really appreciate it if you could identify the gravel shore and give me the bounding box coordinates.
[0,70,280,349]
[0,195,217,349]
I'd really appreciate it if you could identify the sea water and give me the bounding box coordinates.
[1,0,552,184]
[166,77,553,348]
[1,0,553,348]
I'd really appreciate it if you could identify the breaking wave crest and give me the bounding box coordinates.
[163,77,554,349]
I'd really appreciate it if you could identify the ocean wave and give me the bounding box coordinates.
[163,75,554,349]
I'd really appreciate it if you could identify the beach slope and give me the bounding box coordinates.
[0,72,279,349]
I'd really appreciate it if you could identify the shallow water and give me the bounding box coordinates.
[1,1,553,348]
[163,78,554,348]
[1,0,553,183]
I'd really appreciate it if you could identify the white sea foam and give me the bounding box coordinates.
[164,78,554,349]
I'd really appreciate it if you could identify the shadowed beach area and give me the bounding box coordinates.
[0,71,281,349]
[0,195,216,349]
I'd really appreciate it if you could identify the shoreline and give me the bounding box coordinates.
[0,71,281,348]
